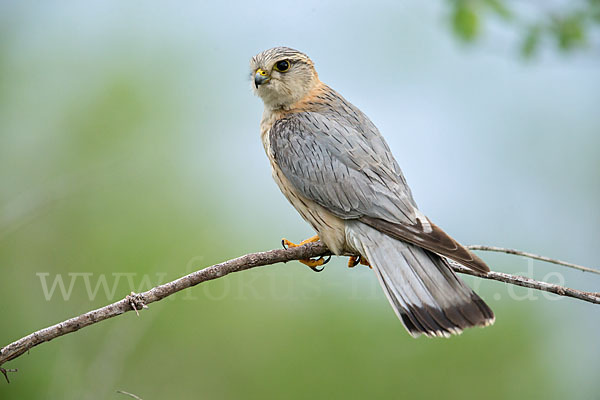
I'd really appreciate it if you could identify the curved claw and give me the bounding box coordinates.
[309,255,330,272]
[299,255,329,272]
[348,255,370,268]
[309,256,331,272]
[348,255,360,268]
[310,264,325,273]
[281,239,288,250]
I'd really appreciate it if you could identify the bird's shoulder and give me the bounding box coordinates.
[267,103,420,221]
[269,106,401,182]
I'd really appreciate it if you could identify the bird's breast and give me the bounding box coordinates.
[259,110,347,255]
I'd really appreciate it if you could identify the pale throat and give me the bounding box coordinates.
[260,72,321,109]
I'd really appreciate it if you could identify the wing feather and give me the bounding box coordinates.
[359,216,490,273]
[270,109,488,273]
[270,112,417,223]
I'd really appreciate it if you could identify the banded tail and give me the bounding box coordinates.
[346,221,494,337]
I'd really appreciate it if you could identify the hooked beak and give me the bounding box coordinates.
[254,68,270,88]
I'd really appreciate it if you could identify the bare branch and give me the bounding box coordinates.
[467,245,600,275]
[447,260,600,304]
[117,390,144,400]
[1,242,598,375]
[0,243,328,368]
[0,367,17,383]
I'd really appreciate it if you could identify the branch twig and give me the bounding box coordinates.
[0,367,17,383]
[448,260,600,303]
[117,390,144,400]
[467,245,600,275]
[1,242,598,374]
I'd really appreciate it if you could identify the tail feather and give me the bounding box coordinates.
[346,221,494,338]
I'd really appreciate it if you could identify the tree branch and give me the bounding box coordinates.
[467,245,600,275]
[1,242,598,377]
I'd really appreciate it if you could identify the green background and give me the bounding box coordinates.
[1,2,599,399]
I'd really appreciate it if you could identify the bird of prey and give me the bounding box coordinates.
[251,47,494,338]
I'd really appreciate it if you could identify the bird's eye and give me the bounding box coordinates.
[273,60,291,72]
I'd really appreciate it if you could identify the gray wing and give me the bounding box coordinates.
[270,111,489,273]
[270,111,419,225]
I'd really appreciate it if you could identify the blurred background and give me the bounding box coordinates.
[1,1,599,399]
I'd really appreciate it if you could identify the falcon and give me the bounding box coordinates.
[251,47,494,338]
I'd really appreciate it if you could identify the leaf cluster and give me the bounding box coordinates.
[448,0,600,57]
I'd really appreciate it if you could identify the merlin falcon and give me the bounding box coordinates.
[251,47,494,338]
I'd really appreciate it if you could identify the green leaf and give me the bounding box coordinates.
[521,25,542,58]
[552,14,585,50]
[452,2,480,41]
[588,0,600,22]
[483,0,512,20]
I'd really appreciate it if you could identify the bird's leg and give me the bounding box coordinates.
[347,255,371,269]
[281,235,330,272]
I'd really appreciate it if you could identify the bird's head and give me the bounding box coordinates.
[250,47,319,110]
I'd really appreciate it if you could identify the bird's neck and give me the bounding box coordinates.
[280,81,330,113]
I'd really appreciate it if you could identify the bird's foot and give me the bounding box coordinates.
[298,256,331,272]
[281,235,330,272]
[281,234,320,249]
[347,255,371,269]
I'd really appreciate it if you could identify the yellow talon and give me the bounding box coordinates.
[347,255,371,269]
[282,235,320,248]
[300,257,327,268]
[281,235,328,272]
